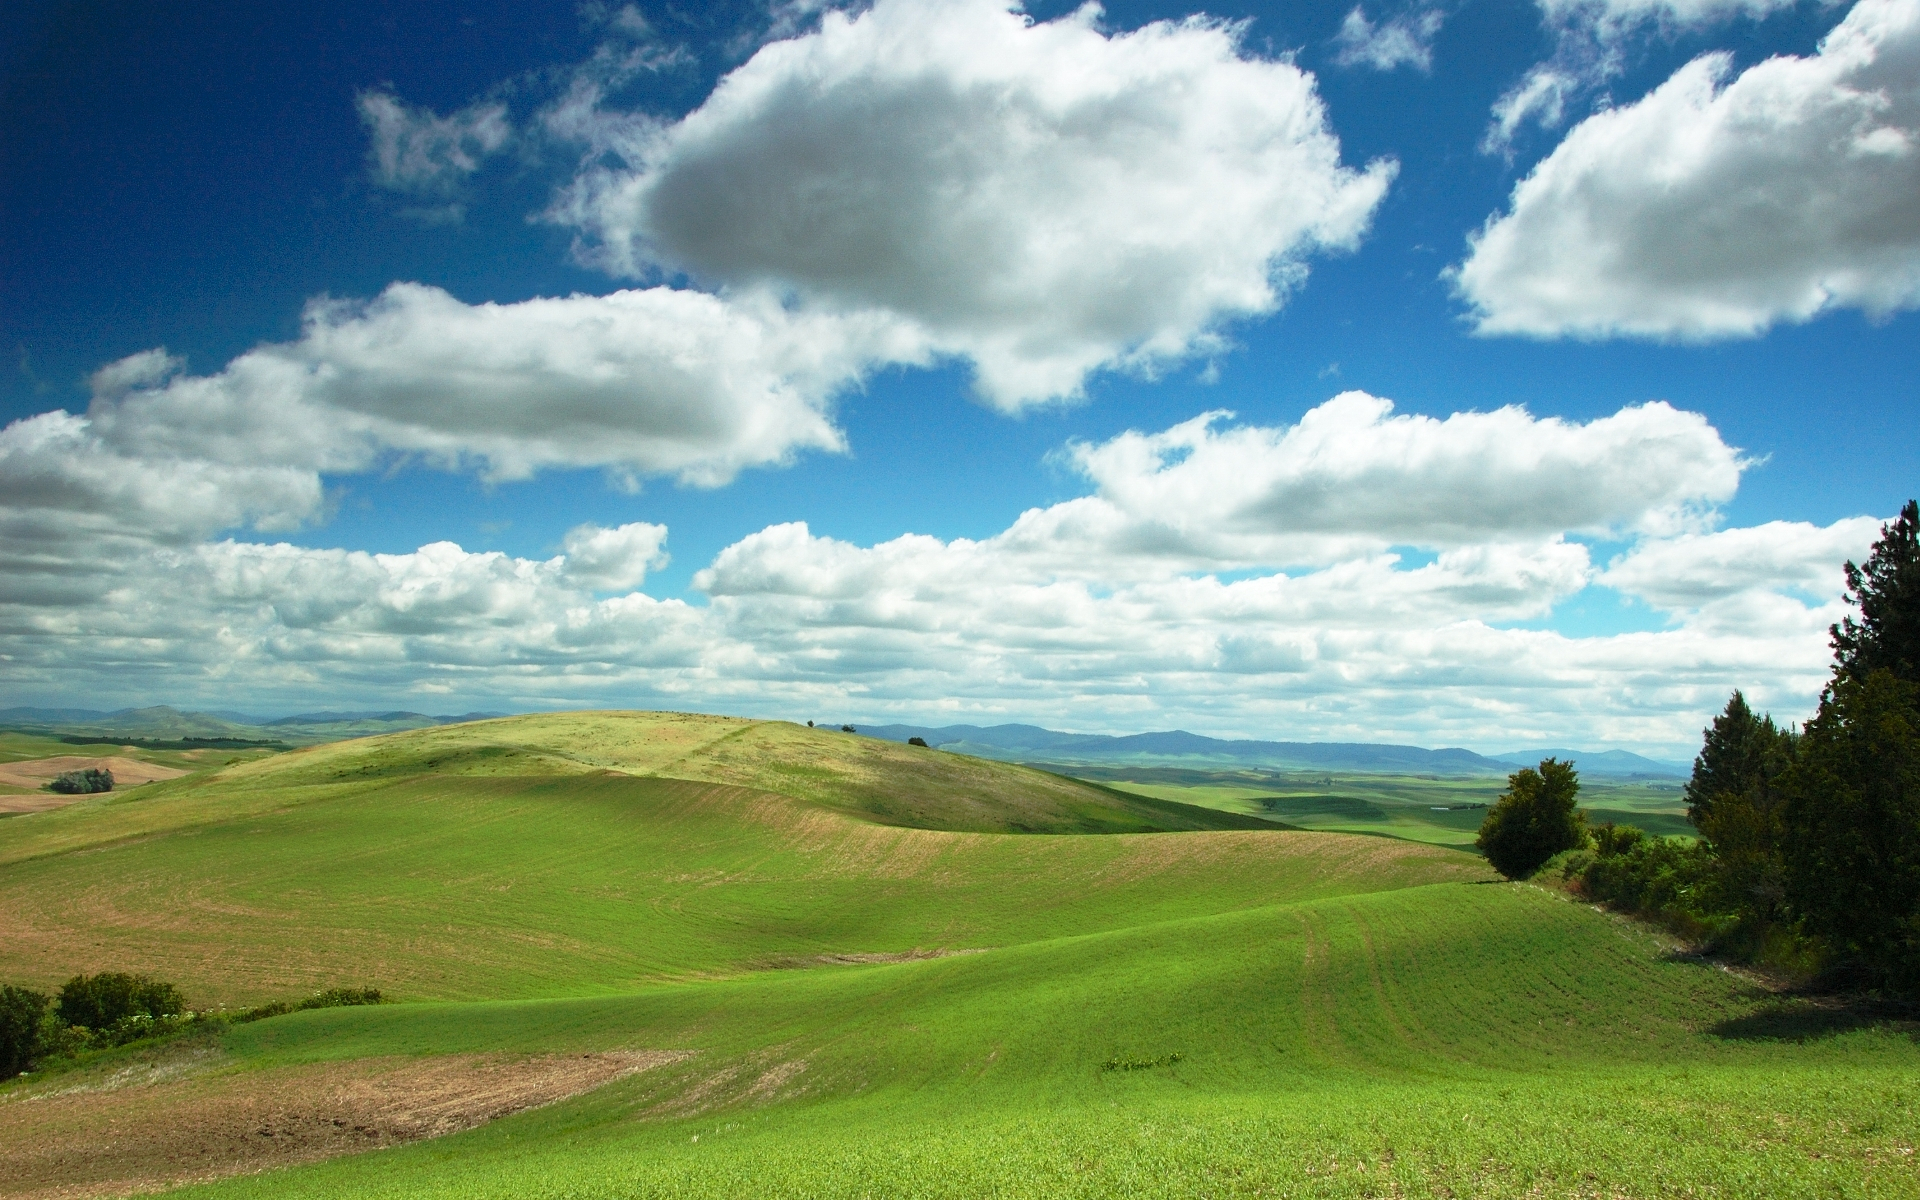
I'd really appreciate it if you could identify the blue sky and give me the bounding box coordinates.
[2,0,1915,754]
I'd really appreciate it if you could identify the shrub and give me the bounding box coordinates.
[301,986,382,1009]
[1476,759,1587,879]
[0,985,49,1078]
[907,736,929,747]
[1580,837,1714,915]
[48,768,113,795]
[56,973,185,1032]
[1590,821,1646,858]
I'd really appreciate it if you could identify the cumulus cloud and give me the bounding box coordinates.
[1051,394,1742,565]
[1332,6,1446,72]
[0,395,1852,753]
[1457,0,1920,338]
[83,282,924,487]
[0,282,923,622]
[1601,517,1884,607]
[560,521,670,591]
[548,0,1395,408]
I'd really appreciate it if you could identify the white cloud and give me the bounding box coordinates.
[561,521,670,591]
[1600,517,1884,607]
[357,89,512,218]
[548,0,1395,409]
[1538,0,1803,40]
[1054,394,1742,565]
[1457,0,1920,338]
[0,282,921,623]
[1333,6,1446,72]
[1484,66,1581,152]
[1484,0,1805,151]
[84,282,924,488]
[0,396,1852,754]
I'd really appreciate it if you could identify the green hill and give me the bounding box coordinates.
[0,712,1912,1198]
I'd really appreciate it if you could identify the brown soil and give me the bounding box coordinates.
[0,1048,689,1200]
[0,758,188,815]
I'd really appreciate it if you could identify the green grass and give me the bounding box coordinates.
[1,712,1910,1197]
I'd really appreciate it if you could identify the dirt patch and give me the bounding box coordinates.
[0,1049,689,1200]
[0,758,188,815]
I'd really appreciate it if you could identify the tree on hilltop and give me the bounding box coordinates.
[1685,691,1795,919]
[1477,758,1586,880]
[1780,499,1920,990]
[1832,499,1920,685]
[1684,691,1793,827]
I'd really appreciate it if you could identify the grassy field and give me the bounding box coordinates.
[1063,764,1695,850]
[1,713,1912,1198]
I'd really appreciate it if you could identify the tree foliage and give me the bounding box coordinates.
[55,972,185,1032]
[1476,758,1586,880]
[1780,668,1920,991]
[48,768,113,795]
[1832,499,1920,686]
[0,985,48,1078]
[1683,691,1795,920]
[1684,691,1793,826]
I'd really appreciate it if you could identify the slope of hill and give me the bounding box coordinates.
[0,711,1906,1199]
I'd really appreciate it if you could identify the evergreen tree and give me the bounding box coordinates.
[1832,499,1920,685]
[1476,758,1586,880]
[1684,690,1792,826]
[1779,499,1920,991]
[1780,669,1920,990]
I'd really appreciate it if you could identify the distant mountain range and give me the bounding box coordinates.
[857,723,1689,779]
[0,706,505,747]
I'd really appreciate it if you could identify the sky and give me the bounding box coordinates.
[2,0,1916,755]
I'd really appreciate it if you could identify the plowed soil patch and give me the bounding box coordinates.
[0,1049,689,1199]
[0,758,187,814]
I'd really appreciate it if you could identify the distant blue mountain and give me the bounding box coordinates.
[858,723,1516,776]
[1492,748,1689,778]
[0,706,506,744]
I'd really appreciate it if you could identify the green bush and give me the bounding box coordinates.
[1580,836,1714,915]
[0,985,49,1078]
[48,767,113,795]
[1476,759,1587,879]
[56,972,185,1032]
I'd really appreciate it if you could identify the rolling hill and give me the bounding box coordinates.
[0,712,1908,1198]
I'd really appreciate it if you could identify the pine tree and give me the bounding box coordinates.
[1832,499,1920,685]
[1781,499,1920,990]
[1780,669,1920,990]
[1684,690,1792,827]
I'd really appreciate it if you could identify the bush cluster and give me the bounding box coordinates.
[0,975,385,1080]
[48,767,113,794]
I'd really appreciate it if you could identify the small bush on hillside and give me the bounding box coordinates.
[48,768,113,795]
[1476,759,1587,879]
[232,986,384,1024]
[56,973,185,1032]
[907,737,929,747]
[0,985,49,1077]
